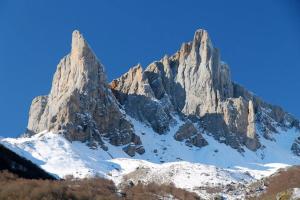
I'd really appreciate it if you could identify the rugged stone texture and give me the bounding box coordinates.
[219,98,260,151]
[110,64,172,134]
[111,28,298,152]
[25,28,299,155]
[136,145,146,155]
[221,98,249,136]
[174,121,208,148]
[122,143,136,157]
[201,113,242,151]
[233,83,299,136]
[291,137,300,156]
[247,100,256,139]
[122,142,145,157]
[27,95,48,136]
[245,100,261,150]
[174,121,198,141]
[189,134,208,148]
[173,30,233,116]
[26,31,141,155]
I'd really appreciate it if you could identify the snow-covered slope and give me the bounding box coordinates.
[126,115,300,170]
[1,114,300,199]
[1,29,300,200]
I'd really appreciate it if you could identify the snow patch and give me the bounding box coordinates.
[1,115,300,199]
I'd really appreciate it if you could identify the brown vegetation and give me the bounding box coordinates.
[122,182,200,200]
[0,170,118,200]
[0,170,200,200]
[250,166,300,200]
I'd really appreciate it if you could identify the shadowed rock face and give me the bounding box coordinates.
[174,121,208,148]
[26,31,141,154]
[111,29,299,152]
[26,28,299,155]
[291,137,300,156]
[110,64,173,134]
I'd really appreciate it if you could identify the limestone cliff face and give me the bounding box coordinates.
[111,29,299,152]
[173,30,233,116]
[26,31,142,154]
[26,28,299,155]
[110,64,173,134]
[111,30,234,120]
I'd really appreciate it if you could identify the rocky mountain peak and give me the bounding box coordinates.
[193,29,209,40]
[111,28,299,152]
[70,30,100,69]
[71,30,89,58]
[3,26,300,200]
[49,30,106,101]
[192,29,212,51]
[26,30,143,155]
[25,28,299,157]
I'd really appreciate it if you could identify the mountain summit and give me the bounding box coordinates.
[25,29,300,157]
[112,29,300,153]
[26,30,142,152]
[2,29,300,199]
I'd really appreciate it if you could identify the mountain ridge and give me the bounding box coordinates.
[110,28,299,154]
[24,28,300,157]
[1,28,300,199]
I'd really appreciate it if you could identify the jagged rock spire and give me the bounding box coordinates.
[110,28,299,152]
[26,30,142,155]
[26,28,299,155]
[71,30,89,58]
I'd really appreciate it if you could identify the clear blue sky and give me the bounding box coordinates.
[0,0,299,137]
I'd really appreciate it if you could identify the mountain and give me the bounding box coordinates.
[26,30,141,151]
[1,29,300,199]
[110,29,299,153]
[25,29,300,156]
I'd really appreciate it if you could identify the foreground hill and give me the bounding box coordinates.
[0,170,199,200]
[247,166,300,199]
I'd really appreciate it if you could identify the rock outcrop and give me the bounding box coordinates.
[111,29,299,152]
[26,30,141,155]
[110,64,173,134]
[174,121,208,148]
[291,137,300,156]
[26,28,299,156]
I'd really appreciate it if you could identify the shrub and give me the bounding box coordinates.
[123,182,200,200]
[0,171,118,200]
[0,170,200,200]
[251,166,300,200]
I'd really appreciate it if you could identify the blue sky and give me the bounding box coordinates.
[0,0,299,137]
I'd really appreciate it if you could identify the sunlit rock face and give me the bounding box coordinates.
[26,28,299,154]
[26,31,141,154]
[111,29,299,152]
